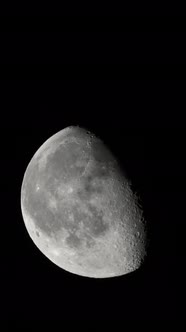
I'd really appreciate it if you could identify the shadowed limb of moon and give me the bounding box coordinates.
[21,126,147,278]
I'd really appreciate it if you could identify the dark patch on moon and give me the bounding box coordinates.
[65,232,82,248]
[86,204,109,236]
[88,165,109,180]
[84,234,96,248]
[65,231,96,250]
[44,141,90,183]
[76,166,109,201]
[77,178,103,201]
[31,200,61,237]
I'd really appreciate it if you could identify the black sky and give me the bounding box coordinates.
[0,16,184,327]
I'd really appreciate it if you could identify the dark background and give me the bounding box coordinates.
[0,16,184,327]
[1,78,182,326]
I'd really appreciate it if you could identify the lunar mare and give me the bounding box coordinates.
[21,126,147,278]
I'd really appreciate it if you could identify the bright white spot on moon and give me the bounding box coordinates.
[36,184,40,192]
[50,248,60,256]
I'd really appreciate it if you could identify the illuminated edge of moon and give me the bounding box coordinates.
[20,126,147,278]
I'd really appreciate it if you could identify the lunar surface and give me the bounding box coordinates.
[20,126,147,278]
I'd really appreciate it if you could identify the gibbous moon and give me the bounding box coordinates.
[21,126,147,278]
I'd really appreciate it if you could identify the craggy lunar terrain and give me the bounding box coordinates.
[21,126,147,278]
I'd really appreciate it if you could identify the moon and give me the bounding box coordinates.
[20,126,147,278]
